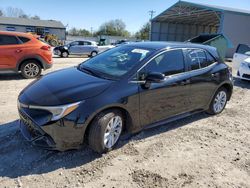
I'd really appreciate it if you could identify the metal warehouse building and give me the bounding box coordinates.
[151,1,250,57]
[0,17,66,40]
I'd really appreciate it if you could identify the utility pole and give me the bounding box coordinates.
[149,10,156,21]
[148,10,156,41]
[90,27,93,36]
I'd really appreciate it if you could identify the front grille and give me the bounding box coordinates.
[19,110,43,138]
[242,74,250,79]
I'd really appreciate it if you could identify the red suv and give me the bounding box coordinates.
[0,31,53,78]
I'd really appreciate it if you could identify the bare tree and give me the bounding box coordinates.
[0,9,3,16]
[5,7,25,17]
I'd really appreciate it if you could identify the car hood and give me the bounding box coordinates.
[19,67,113,106]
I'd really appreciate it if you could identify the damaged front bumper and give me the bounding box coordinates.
[19,109,87,151]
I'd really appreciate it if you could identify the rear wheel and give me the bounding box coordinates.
[91,51,98,57]
[88,110,124,153]
[206,87,228,115]
[20,60,42,79]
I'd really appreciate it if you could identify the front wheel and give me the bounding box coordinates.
[88,110,124,153]
[20,60,42,79]
[206,87,228,115]
[61,51,69,58]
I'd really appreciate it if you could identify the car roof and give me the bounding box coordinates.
[0,31,34,38]
[127,41,215,51]
[127,41,218,58]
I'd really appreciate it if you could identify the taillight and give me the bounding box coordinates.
[41,45,51,51]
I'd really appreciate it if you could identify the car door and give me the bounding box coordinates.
[139,49,191,127]
[233,44,250,70]
[183,48,218,110]
[0,34,21,69]
[82,41,93,55]
[68,41,80,54]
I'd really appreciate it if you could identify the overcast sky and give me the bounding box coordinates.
[1,0,250,33]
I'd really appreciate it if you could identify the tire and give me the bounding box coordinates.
[88,110,124,153]
[206,87,228,115]
[61,51,69,58]
[90,51,98,57]
[20,60,42,79]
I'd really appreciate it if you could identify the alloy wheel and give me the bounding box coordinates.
[213,91,227,113]
[103,116,123,148]
[24,63,40,78]
[62,52,68,58]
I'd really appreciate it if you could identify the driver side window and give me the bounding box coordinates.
[145,49,185,76]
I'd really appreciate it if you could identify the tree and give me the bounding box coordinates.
[135,22,150,40]
[5,7,25,17]
[19,14,29,18]
[68,27,91,37]
[31,15,40,20]
[0,10,3,16]
[95,19,130,37]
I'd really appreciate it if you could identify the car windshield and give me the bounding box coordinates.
[79,45,153,79]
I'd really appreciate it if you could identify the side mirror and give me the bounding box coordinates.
[145,72,165,83]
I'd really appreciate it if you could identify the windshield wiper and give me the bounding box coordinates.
[78,65,119,81]
[78,65,101,78]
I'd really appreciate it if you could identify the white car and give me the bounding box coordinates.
[232,44,250,80]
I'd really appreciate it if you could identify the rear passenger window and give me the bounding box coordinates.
[206,52,216,65]
[18,36,30,43]
[84,41,91,45]
[196,50,207,68]
[186,49,200,70]
[236,44,250,55]
[0,35,19,45]
[185,49,215,70]
[145,49,185,76]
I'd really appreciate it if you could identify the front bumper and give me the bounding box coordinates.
[236,63,250,81]
[19,109,86,151]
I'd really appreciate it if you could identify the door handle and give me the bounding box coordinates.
[15,49,22,53]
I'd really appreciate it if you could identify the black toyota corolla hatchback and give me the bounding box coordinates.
[18,42,233,153]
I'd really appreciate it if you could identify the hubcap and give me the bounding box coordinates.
[104,116,122,149]
[24,63,39,77]
[62,52,68,57]
[213,91,227,113]
[92,52,97,57]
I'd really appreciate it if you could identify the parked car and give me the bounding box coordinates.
[53,40,99,58]
[0,31,53,78]
[232,44,250,80]
[18,42,233,153]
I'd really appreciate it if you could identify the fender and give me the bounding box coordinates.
[15,54,51,71]
[205,80,233,110]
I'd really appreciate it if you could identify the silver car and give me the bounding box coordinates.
[54,40,99,58]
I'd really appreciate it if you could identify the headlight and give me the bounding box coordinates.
[241,62,248,68]
[29,101,82,121]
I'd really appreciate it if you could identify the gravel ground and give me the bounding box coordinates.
[0,58,249,188]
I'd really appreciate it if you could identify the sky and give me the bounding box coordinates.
[0,0,250,33]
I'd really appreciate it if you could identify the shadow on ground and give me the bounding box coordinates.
[0,73,25,81]
[233,77,250,89]
[0,112,209,179]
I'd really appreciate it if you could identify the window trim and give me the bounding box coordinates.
[129,47,218,83]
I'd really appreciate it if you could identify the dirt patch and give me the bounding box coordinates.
[131,169,169,188]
